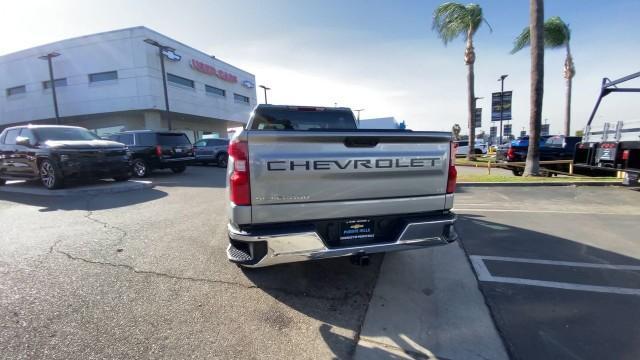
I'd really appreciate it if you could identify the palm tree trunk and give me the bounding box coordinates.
[524,0,544,176]
[564,74,572,136]
[563,43,574,137]
[466,33,476,160]
[467,62,476,160]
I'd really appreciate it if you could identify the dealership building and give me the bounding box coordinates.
[0,26,257,141]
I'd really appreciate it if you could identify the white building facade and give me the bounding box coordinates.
[0,27,257,141]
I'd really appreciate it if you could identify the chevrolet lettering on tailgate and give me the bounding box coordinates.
[266,158,441,171]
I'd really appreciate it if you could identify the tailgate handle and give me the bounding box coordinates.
[344,137,379,148]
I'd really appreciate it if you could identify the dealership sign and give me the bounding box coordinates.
[162,49,181,61]
[474,108,482,128]
[491,91,512,121]
[190,59,238,83]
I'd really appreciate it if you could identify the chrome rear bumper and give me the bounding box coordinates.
[227,213,457,268]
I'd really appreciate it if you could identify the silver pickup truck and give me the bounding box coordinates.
[226,105,457,267]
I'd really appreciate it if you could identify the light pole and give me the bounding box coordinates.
[144,39,174,130]
[38,52,61,124]
[259,85,271,104]
[498,74,508,144]
[353,109,364,127]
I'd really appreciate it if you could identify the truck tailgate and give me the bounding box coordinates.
[246,130,452,223]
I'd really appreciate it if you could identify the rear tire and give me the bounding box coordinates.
[171,166,186,174]
[132,159,149,178]
[216,153,228,168]
[39,159,64,189]
[0,178,6,186]
[511,168,524,176]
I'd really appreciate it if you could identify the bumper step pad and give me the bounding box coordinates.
[227,243,253,263]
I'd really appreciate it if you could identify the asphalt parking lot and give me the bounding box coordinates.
[456,186,640,360]
[1,166,639,359]
[0,166,382,359]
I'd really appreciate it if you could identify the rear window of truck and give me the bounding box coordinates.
[250,108,357,130]
[157,133,191,145]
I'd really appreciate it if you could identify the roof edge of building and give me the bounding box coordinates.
[0,26,254,77]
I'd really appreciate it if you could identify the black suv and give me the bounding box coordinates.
[0,125,131,189]
[107,130,194,177]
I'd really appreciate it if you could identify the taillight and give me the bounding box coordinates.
[155,145,163,157]
[447,141,457,194]
[228,140,251,205]
[622,150,630,160]
[507,147,515,160]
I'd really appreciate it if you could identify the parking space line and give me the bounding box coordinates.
[475,255,640,271]
[469,255,640,296]
[454,208,637,215]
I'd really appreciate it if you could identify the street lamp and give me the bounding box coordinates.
[38,52,61,124]
[259,85,271,104]
[498,74,509,144]
[353,109,364,127]
[144,38,174,130]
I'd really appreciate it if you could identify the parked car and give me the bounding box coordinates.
[193,138,229,167]
[455,140,487,156]
[226,104,457,268]
[0,125,131,189]
[497,135,582,176]
[107,130,194,177]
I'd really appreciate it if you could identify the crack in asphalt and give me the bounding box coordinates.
[83,198,128,249]
[45,197,367,303]
[51,244,362,302]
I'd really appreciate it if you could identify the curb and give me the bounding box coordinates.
[458,181,624,187]
[0,180,154,197]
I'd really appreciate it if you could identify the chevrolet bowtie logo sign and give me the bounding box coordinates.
[162,49,182,61]
[350,224,365,229]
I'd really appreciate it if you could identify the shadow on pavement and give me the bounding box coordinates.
[146,165,226,188]
[0,187,167,212]
[241,254,384,358]
[457,214,640,360]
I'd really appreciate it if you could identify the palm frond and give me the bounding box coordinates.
[432,2,472,45]
[510,16,571,53]
[510,26,531,54]
[543,16,570,48]
[464,3,484,34]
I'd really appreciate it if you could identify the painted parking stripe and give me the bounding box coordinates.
[454,208,638,215]
[469,255,640,296]
[476,255,640,271]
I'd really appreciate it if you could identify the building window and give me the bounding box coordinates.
[234,93,250,105]
[89,71,118,83]
[205,85,225,97]
[6,85,26,97]
[167,73,194,88]
[43,78,67,89]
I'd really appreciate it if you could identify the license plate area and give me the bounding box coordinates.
[316,215,407,248]
[340,219,375,244]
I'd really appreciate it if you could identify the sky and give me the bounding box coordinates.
[1,0,639,134]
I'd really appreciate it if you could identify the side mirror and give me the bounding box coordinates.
[15,136,30,147]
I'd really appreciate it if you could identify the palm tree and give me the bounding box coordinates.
[511,16,574,136]
[524,0,544,176]
[432,2,491,160]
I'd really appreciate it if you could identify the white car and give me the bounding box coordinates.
[455,140,487,156]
